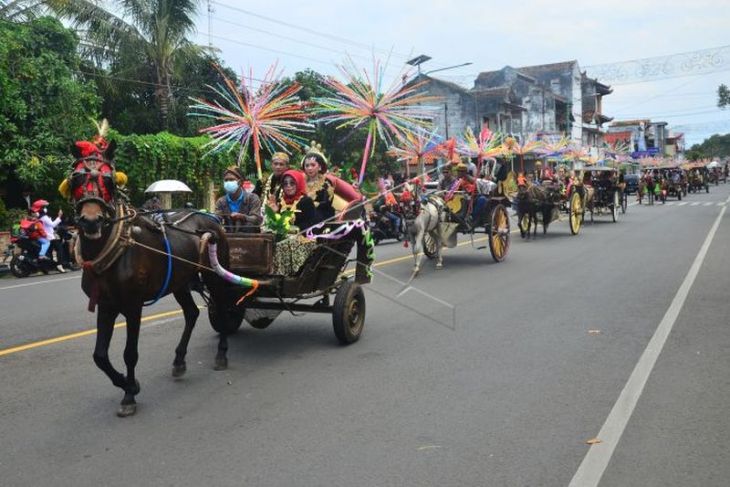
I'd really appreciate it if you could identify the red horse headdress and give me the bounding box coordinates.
[59,119,128,210]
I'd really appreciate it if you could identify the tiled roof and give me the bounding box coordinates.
[514,60,578,77]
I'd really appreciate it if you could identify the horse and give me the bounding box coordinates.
[515,179,558,238]
[399,187,444,275]
[65,139,238,417]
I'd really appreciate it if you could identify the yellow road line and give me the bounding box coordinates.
[0,309,184,357]
[0,228,516,358]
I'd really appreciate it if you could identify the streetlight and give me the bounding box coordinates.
[424,62,473,75]
[406,54,432,74]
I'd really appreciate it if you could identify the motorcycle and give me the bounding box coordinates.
[8,236,64,278]
[368,208,405,245]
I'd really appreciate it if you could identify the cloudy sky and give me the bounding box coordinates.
[193,0,730,146]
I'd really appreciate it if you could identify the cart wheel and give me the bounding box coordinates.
[422,233,438,259]
[569,192,582,235]
[333,281,365,344]
[621,192,628,214]
[488,204,510,263]
[612,192,619,222]
[208,301,244,334]
[9,255,31,278]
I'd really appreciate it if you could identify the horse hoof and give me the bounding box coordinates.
[214,357,228,371]
[172,364,187,378]
[116,403,137,417]
[436,263,443,269]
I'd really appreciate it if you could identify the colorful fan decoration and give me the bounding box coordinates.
[565,144,591,163]
[502,136,543,173]
[457,126,504,173]
[535,134,571,157]
[387,128,442,177]
[189,63,312,179]
[314,57,439,184]
[604,140,632,163]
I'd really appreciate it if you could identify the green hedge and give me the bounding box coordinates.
[108,130,238,207]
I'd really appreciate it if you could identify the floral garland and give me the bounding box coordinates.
[304,218,375,281]
[304,218,366,240]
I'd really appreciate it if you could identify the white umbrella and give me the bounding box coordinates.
[144,179,193,193]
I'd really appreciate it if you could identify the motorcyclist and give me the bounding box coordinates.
[372,179,401,236]
[32,199,66,272]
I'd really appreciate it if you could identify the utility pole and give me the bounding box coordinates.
[207,0,213,49]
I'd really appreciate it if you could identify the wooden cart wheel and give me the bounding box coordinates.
[488,204,510,262]
[333,281,365,344]
[621,191,628,214]
[207,301,244,334]
[612,191,619,222]
[569,191,583,235]
[422,232,438,259]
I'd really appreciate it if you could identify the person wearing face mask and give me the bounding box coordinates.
[214,166,262,233]
[256,152,290,206]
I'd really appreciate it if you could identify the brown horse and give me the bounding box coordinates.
[515,180,558,238]
[67,140,236,416]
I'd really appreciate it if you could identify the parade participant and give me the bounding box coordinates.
[214,166,262,233]
[267,169,318,231]
[257,152,290,205]
[437,164,457,191]
[456,163,487,224]
[532,161,544,184]
[372,178,401,235]
[464,158,478,178]
[33,199,65,271]
[301,146,335,223]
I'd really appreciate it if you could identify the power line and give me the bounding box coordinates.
[211,16,364,61]
[204,32,333,67]
[206,15,416,81]
[209,0,416,63]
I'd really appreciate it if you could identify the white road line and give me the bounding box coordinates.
[678,202,688,206]
[665,202,676,206]
[718,202,726,206]
[691,202,700,206]
[569,205,726,487]
[0,275,81,291]
[704,202,713,206]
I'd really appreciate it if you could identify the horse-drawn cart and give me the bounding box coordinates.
[206,222,373,345]
[516,176,587,237]
[583,167,622,223]
[421,189,511,264]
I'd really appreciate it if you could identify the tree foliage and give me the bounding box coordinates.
[718,84,730,109]
[107,130,237,207]
[0,16,100,192]
[686,133,730,160]
[53,0,204,129]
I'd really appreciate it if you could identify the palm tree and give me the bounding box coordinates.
[0,0,47,20]
[52,0,202,128]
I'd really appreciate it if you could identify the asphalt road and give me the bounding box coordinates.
[1,184,729,486]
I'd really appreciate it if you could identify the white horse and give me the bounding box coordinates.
[401,189,446,275]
